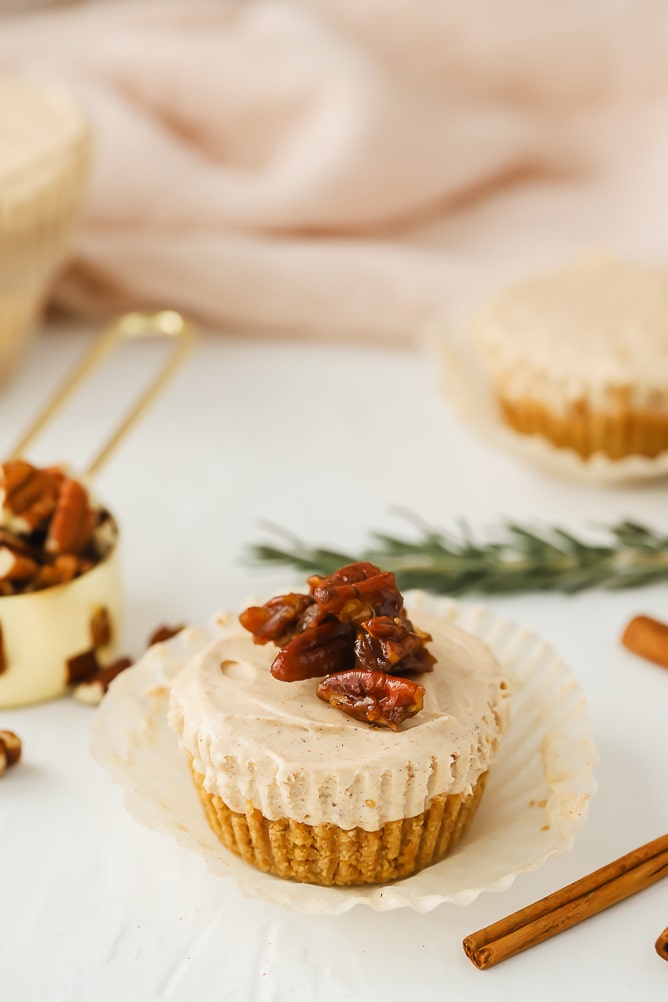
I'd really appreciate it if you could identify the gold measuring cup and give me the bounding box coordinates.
[0,310,195,708]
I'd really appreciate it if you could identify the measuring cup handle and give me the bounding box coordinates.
[10,311,196,478]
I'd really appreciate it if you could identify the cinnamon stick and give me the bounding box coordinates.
[656,926,668,962]
[622,616,668,669]
[463,834,668,970]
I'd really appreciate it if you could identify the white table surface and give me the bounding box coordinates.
[0,321,666,1002]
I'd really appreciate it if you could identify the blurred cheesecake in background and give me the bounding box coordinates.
[0,76,91,383]
[472,255,668,460]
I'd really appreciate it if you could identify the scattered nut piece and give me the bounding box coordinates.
[66,648,100,685]
[621,615,668,670]
[0,729,22,775]
[73,657,133,705]
[148,624,185,647]
[0,729,21,766]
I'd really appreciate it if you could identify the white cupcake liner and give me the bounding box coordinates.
[91,595,597,914]
[426,323,668,484]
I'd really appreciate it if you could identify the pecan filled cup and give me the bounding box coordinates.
[169,564,510,886]
[0,460,121,707]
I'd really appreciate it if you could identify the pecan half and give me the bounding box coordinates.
[316,670,426,730]
[239,593,317,647]
[270,619,356,681]
[46,478,96,556]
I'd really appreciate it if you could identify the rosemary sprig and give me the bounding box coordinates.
[249,517,668,596]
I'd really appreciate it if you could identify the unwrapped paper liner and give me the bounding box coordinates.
[91,594,597,914]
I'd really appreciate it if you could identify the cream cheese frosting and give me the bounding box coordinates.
[168,608,509,831]
[473,255,668,412]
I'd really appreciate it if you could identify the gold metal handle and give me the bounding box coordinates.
[10,310,196,478]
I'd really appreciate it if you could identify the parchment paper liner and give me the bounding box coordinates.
[426,322,668,484]
[91,595,597,914]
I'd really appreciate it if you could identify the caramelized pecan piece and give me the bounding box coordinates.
[271,619,356,682]
[239,593,317,647]
[316,670,425,730]
[308,562,403,623]
[354,615,435,674]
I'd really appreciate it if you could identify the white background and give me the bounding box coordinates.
[0,322,667,1001]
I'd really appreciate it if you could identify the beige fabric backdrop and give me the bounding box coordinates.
[2,0,668,341]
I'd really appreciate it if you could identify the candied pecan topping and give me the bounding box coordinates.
[354,614,435,674]
[308,563,403,623]
[271,619,356,681]
[239,593,318,647]
[316,670,425,730]
[240,561,436,727]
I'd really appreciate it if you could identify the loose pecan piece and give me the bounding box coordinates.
[148,623,185,646]
[271,619,356,682]
[316,670,426,730]
[239,593,317,647]
[73,657,133,705]
[0,729,22,775]
[46,478,96,556]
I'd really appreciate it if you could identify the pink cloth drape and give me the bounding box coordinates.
[2,0,668,340]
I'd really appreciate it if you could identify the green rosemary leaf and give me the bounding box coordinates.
[248,515,668,596]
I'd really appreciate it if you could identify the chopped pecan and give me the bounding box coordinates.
[270,619,356,681]
[147,623,185,646]
[73,657,133,705]
[316,670,425,730]
[46,478,96,556]
[239,593,317,647]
